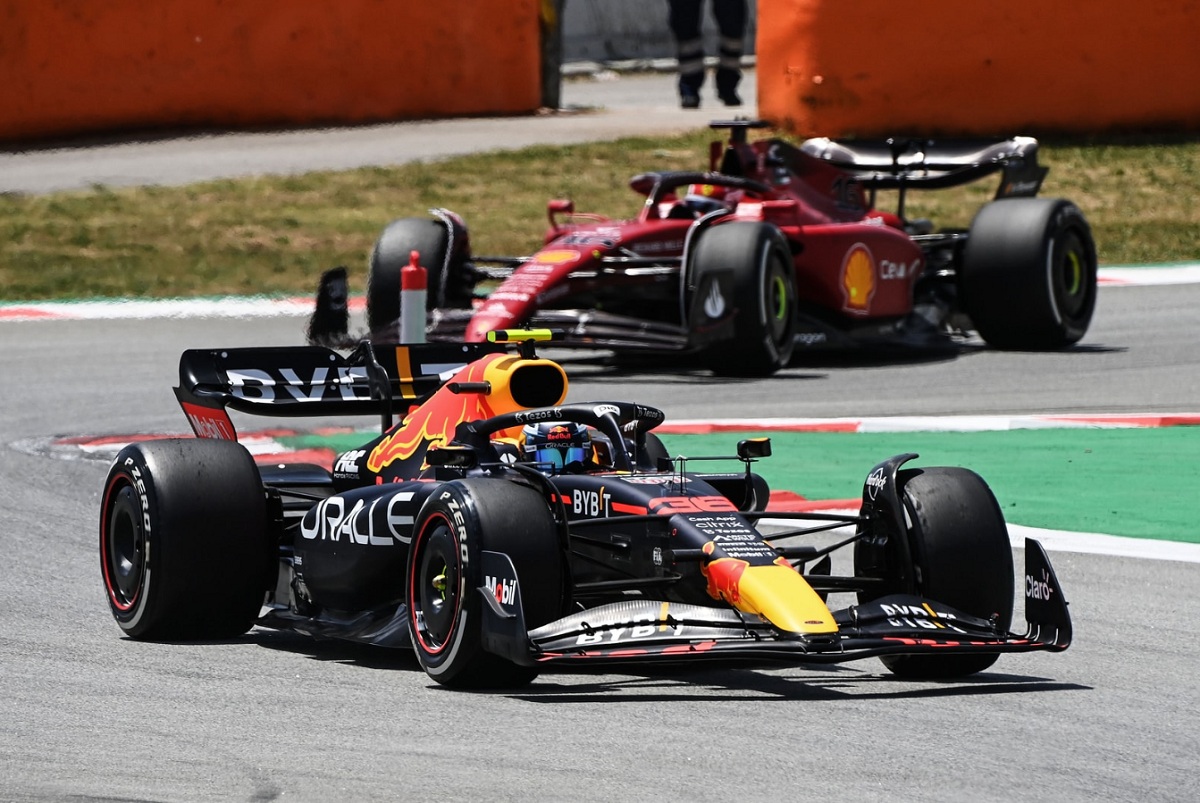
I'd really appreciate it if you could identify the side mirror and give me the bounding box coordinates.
[628,173,659,196]
[547,198,574,230]
[737,438,771,459]
[424,445,478,469]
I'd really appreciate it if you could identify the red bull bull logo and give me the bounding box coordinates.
[702,556,750,605]
[366,353,569,474]
[546,425,573,442]
[367,354,505,473]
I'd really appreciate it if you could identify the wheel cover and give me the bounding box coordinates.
[1064,251,1082,295]
[410,517,461,655]
[765,260,793,344]
[1052,232,1091,320]
[101,483,145,612]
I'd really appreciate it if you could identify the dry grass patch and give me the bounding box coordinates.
[1,130,1196,300]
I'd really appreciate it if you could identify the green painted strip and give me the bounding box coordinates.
[278,426,1200,544]
[283,432,365,453]
[658,428,1200,544]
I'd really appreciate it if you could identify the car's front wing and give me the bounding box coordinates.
[479,538,1072,670]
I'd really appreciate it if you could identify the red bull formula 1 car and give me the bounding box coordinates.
[100,333,1072,688]
[312,119,1097,376]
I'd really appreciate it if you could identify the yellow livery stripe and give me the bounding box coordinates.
[733,564,839,635]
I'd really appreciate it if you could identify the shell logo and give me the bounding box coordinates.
[532,250,582,265]
[841,244,876,315]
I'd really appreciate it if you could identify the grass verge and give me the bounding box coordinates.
[2,129,1198,300]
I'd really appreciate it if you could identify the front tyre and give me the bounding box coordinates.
[689,222,797,376]
[856,466,1014,678]
[407,479,563,688]
[99,439,271,641]
[367,216,474,333]
[960,198,1097,349]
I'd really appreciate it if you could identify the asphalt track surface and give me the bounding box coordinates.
[3,71,1200,801]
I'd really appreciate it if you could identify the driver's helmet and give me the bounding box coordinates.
[522,422,591,472]
[683,183,731,215]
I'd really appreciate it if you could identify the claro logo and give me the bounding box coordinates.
[1026,570,1055,601]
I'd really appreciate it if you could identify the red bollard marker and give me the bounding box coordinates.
[400,250,428,343]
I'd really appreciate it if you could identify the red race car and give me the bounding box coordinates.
[312,120,1097,376]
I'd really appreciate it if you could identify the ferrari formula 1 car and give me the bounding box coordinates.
[100,332,1072,688]
[312,119,1098,376]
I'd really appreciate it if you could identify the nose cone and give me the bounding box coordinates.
[731,563,839,635]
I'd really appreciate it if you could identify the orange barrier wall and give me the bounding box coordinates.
[758,0,1200,137]
[0,0,541,142]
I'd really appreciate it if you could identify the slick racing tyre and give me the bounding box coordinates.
[99,439,271,641]
[406,479,564,688]
[960,198,1097,349]
[855,467,1014,678]
[689,221,797,376]
[367,216,474,332]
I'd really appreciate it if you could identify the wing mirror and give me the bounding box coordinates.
[424,445,478,469]
[547,198,574,230]
[737,438,772,459]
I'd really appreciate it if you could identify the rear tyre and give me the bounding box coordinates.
[367,217,473,332]
[856,467,1014,678]
[632,432,671,470]
[407,479,564,688]
[960,198,1097,349]
[689,222,797,376]
[99,439,271,641]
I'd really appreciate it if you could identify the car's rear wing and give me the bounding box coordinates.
[174,340,504,441]
[798,135,1048,198]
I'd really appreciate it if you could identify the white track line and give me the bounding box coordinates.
[2,264,1198,322]
[660,412,1200,433]
[763,509,1200,565]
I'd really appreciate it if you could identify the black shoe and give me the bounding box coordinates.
[718,89,742,107]
[680,89,701,109]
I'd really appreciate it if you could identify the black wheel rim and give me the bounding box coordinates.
[410,517,461,654]
[102,482,145,611]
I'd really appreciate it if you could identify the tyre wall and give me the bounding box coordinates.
[0,0,541,142]
[757,0,1200,137]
